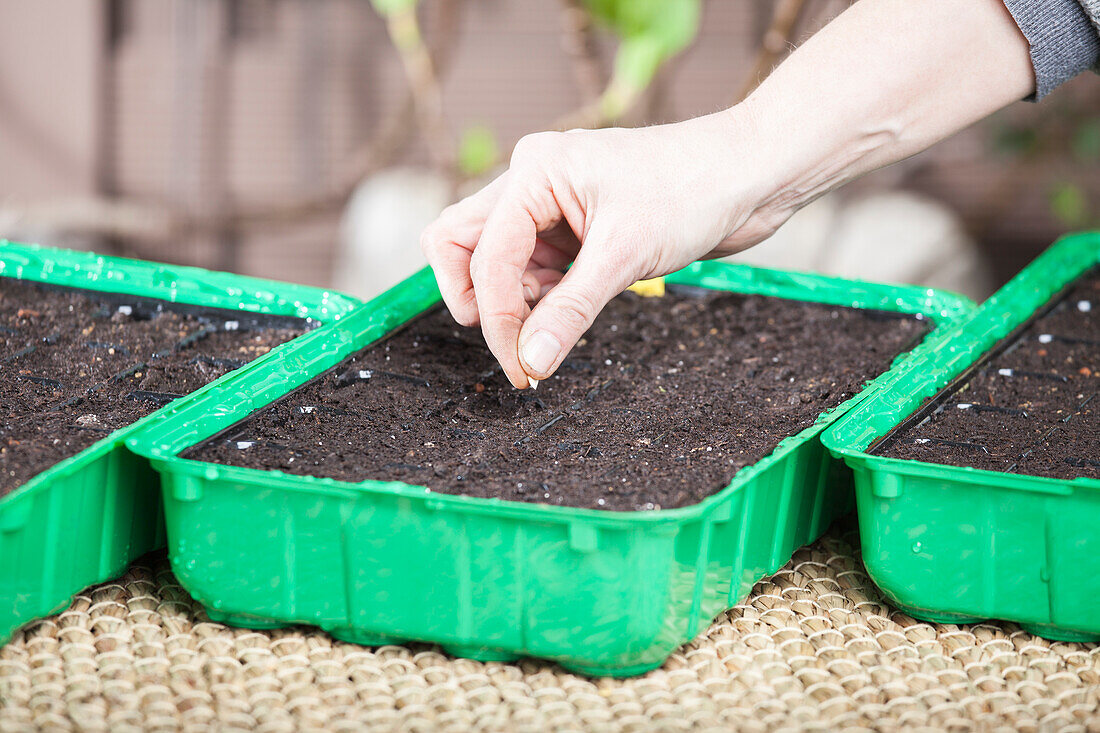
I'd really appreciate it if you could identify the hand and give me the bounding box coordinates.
[420,0,1033,390]
[420,110,784,389]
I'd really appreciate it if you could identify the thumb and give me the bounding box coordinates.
[517,245,635,380]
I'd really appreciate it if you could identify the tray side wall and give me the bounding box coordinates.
[136,261,974,675]
[157,420,854,676]
[822,231,1100,640]
[0,241,360,643]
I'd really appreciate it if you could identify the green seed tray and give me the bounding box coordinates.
[822,231,1100,642]
[0,240,360,644]
[130,262,973,676]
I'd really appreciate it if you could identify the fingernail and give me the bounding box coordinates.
[523,284,536,302]
[520,330,561,377]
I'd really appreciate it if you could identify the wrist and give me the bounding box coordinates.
[676,105,783,244]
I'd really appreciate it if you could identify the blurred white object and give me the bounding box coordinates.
[729,191,994,301]
[336,167,451,300]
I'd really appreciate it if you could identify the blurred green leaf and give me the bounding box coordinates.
[1048,182,1089,227]
[457,125,499,178]
[370,0,417,17]
[1071,118,1100,163]
[584,0,700,95]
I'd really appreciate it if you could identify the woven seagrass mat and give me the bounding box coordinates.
[2,522,1098,733]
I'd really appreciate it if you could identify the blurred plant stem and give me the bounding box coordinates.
[559,0,605,106]
[380,2,455,172]
[555,0,701,130]
[735,0,808,103]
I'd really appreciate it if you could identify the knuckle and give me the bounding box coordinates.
[436,202,465,228]
[467,248,487,282]
[468,247,511,285]
[547,288,597,334]
[419,226,439,256]
[510,131,561,166]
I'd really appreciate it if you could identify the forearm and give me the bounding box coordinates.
[420,0,1039,386]
[728,0,1034,223]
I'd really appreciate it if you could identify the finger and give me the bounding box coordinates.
[521,271,540,304]
[532,220,582,266]
[430,243,480,325]
[527,267,566,299]
[521,267,566,304]
[518,239,635,380]
[531,236,576,271]
[420,175,508,326]
[470,184,560,388]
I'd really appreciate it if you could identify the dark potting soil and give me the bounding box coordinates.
[190,288,931,511]
[878,269,1099,480]
[0,278,305,496]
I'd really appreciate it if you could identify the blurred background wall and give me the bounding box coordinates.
[0,0,1097,301]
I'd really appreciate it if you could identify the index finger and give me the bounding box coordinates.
[470,184,559,388]
[420,174,508,326]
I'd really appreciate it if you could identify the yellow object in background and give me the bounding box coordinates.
[627,277,666,297]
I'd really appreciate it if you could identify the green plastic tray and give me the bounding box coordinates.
[0,240,360,644]
[822,231,1100,642]
[130,262,973,676]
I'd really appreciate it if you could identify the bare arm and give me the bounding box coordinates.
[420,0,1034,389]
[736,0,1034,224]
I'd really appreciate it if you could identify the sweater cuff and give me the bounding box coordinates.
[1002,0,1100,100]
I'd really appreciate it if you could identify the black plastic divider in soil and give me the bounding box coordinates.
[0,277,309,495]
[874,268,1099,480]
[187,287,931,511]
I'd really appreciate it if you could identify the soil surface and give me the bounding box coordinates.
[880,269,1098,480]
[191,288,930,510]
[0,279,305,495]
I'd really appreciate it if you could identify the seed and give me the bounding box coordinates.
[474,382,485,393]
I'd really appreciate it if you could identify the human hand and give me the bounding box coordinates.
[420,0,1033,390]
[420,109,783,389]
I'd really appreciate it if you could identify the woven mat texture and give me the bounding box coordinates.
[2,524,1098,733]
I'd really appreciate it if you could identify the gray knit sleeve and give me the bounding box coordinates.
[1002,0,1100,100]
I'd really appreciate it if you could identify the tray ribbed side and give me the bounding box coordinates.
[0,240,360,643]
[823,231,1100,641]
[133,260,973,675]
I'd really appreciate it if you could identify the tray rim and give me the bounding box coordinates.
[131,259,977,524]
[821,230,1100,494]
